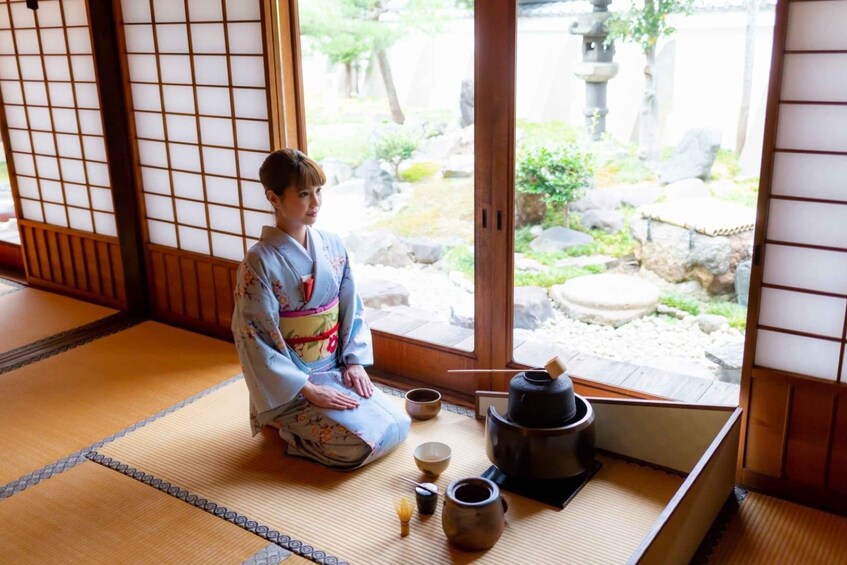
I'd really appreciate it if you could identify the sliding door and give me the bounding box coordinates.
[740,0,847,513]
[0,0,127,307]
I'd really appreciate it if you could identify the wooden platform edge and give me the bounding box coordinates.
[630,408,743,565]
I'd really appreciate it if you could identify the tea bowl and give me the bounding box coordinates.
[413,441,452,476]
[404,388,442,420]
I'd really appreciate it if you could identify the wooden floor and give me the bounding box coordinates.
[0,288,828,564]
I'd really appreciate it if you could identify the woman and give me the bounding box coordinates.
[232,149,410,469]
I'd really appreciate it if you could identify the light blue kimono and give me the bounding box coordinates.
[232,225,410,468]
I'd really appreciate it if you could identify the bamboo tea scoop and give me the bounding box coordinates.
[447,356,567,379]
[400,477,438,495]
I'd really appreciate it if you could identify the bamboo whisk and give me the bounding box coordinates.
[394,497,413,537]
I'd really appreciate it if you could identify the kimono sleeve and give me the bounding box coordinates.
[337,248,374,367]
[232,254,308,419]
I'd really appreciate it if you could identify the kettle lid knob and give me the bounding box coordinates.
[544,355,567,380]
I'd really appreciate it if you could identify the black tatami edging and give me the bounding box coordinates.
[0,312,143,375]
[86,451,348,565]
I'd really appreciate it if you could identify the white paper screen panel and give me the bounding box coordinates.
[0,0,115,235]
[771,152,847,202]
[120,0,273,262]
[782,54,847,102]
[759,288,846,339]
[755,330,841,381]
[775,104,847,153]
[766,199,847,249]
[762,244,847,295]
[786,1,847,52]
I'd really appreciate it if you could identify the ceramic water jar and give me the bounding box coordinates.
[441,477,508,551]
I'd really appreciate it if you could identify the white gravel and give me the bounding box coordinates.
[356,263,745,380]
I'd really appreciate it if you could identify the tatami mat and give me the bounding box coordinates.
[0,461,269,564]
[0,321,241,484]
[0,287,116,354]
[97,381,683,564]
[708,492,847,564]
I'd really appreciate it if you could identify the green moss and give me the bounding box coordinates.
[594,153,657,187]
[307,131,372,166]
[562,212,638,258]
[443,245,474,281]
[400,161,440,183]
[372,177,474,240]
[660,294,701,316]
[514,264,604,288]
[711,148,741,180]
[713,177,760,208]
[516,120,580,149]
[514,226,535,254]
[705,301,748,330]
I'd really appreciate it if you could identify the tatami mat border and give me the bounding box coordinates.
[690,486,749,564]
[376,383,477,417]
[0,276,25,296]
[85,451,348,565]
[0,375,244,500]
[0,313,141,375]
[242,543,293,565]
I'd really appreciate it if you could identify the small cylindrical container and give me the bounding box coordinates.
[415,482,438,515]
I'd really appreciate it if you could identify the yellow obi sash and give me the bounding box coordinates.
[279,297,340,363]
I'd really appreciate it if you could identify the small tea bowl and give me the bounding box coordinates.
[405,388,442,420]
[414,441,452,477]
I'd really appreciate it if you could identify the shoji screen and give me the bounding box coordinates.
[741,0,847,512]
[0,0,126,307]
[118,0,286,334]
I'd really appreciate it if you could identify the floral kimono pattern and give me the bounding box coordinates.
[232,226,410,469]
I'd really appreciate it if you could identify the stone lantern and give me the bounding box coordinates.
[570,0,618,140]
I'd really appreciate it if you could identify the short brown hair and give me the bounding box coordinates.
[258,149,326,195]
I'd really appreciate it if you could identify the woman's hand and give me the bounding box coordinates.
[301,381,359,410]
[343,364,374,398]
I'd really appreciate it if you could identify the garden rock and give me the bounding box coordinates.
[530,227,594,253]
[549,274,659,327]
[419,134,461,161]
[611,183,661,208]
[513,286,554,330]
[363,169,399,207]
[355,231,413,267]
[631,218,753,295]
[321,158,353,187]
[460,79,474,127]
[659,128,722,184]
[407,236,445,264]
[661,178,710,202]
[735,260,752,306]
[358,279,410,309]
[449,302,474,329]
[705,341,744,384]
[696,314,729,334]
[515,254,545,272]
[554,255,618,269]
[571,190,622,212]
[442,154,473,178]
[580,209,624,234]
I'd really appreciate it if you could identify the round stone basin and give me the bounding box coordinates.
[550,273,659,328]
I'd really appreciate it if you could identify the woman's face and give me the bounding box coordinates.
[268,183,322,227]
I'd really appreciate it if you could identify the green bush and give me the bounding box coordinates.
[660,295,701,316]
[400,161,439,183]
[373,127,420,177]
[514,226,535,254]
[515,145,593,207]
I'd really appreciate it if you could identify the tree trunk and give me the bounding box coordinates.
[736,0,761,155]
[376,48,405,125]
[562,204,570,229]
[638,44,661,162]
[344,62,353,98]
